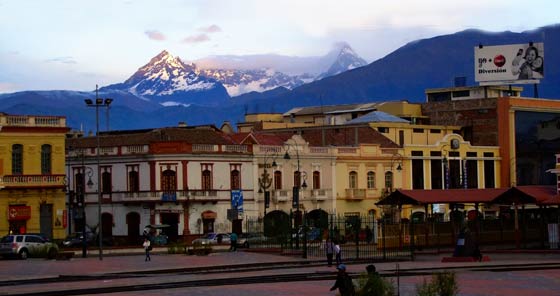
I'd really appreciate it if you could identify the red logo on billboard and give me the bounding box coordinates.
[8,206,31,221]
[493,54,506,67]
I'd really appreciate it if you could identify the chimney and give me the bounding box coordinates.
[178,121,187,127]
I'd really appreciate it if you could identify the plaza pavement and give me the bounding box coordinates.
[1,246,560,295]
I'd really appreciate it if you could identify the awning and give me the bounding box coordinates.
[201,211,217,219]
[375,186,560,206]
[376,188,508,206]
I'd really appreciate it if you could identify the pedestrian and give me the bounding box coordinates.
[330,264,355,296]
[143,237,151,261]
[358,264,382,296]
[325,237,335,267]
[230,232,238,251]
[335,241,342,265]
[365,225,372,243]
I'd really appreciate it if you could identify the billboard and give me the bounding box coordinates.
[475,43,544,84]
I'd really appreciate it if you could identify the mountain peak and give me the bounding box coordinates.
[316,42,367,80]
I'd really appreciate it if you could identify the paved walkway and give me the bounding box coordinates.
[1,249,560,295]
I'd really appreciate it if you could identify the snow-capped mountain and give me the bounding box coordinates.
[101,50,229,106]
[198,68,313,97]
[315,43,368,80]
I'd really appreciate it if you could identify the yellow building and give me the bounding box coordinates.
[0,113,68,240]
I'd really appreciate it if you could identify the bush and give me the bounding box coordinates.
[167,243,187,254]
[415,271,459,296]
[356,272,395,296]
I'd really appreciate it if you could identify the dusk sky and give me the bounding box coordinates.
[0,0,558,93]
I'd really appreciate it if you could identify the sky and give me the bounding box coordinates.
[0,0,559,94]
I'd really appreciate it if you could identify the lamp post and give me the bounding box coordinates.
[258,151,277,217]
[84,85,112,261]
[284,144,307,249]
[390,153,403,223]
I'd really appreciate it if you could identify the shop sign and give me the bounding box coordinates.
[8,206,31,221]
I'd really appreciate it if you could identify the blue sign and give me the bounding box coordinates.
[162,192,177,202]
[231,190,244,214]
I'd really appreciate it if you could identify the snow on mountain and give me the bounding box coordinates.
[101,50,229,106]
[315,43,368,80]
[198,68,312,97]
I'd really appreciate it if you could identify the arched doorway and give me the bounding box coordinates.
[101,213,113,245]
[201,210,216,234]
[160,212,179,242]
[263,210,290,238]
[126,212,141,244]
[411,211,426,223]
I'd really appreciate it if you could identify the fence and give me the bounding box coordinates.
[244,213,413,262]
[243,208,560,260]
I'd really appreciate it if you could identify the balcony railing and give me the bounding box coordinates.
[345,188,366,200]
[310,189,330,202]
[1,114,66,127]
[272,190,289,202]
[1,175,65,188]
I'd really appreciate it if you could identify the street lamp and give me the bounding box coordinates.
[283,143,307,249]
[258,151,278,216]
[84,85,112,261]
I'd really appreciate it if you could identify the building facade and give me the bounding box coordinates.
[0,113,68,239]
[66,126,254,244]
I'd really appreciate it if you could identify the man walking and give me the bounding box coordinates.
[230,232,238,251]
[330,264,355,295]
[325,238,335,266]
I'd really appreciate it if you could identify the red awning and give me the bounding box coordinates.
[376,186,560,206]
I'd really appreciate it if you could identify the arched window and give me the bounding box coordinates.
[312,171,320,189]
[161,170,177,192]
[349,171,358,189]
[202,169,212,190]
[41,144,52,174]
[11,144,23,175]
[128,171,139,192]
[385,171,394,190]
[367,171,375,189]
[274,171,282,190]
[230,169,240,190]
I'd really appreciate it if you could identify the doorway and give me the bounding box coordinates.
[160,213,179,242]
[40,204,53,239]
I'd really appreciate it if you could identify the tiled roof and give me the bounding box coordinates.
[249,125,399,148]
[67,126,234,148]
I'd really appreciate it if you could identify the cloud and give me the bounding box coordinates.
[145,30,166,41]
[198,25,222,33]
[45,56,77,64]
[182,34,210,44]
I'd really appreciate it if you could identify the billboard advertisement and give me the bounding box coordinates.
[474,43,544,84]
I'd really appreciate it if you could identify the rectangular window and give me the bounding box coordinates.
[431,159,443,189]
[102,171,112,194]
[230,164,241,190]
[11,144,23,175]
[430,129,441,134]
[378,127,389,133]
[412,159,424,189]
[413,128,424,133]
[201,164,213,190]
[127,165,140,192]
[41,144,52,174]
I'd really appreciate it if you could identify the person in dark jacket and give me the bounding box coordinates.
[325,238,335,267]
[330,264,355,295]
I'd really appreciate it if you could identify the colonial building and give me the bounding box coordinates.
[0,113,68,239]
[66,125,253,244]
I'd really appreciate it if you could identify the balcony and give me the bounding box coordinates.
[0,114,66,127]
[310,189,330,202]
[115,190,189,202]
[1,175,65,188]
[344,188,366,200]
[272,190,289,203]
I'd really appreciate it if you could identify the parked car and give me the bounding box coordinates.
[237,233,272,248]
[0,234,59,259]
[192,233,231,245]
[62,231,95,248]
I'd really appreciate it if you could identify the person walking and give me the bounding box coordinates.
[335,241,342,265]
[143,237,151,261]
[230,232,238,251]
[325,238,335,267]
[330,264,355,296]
